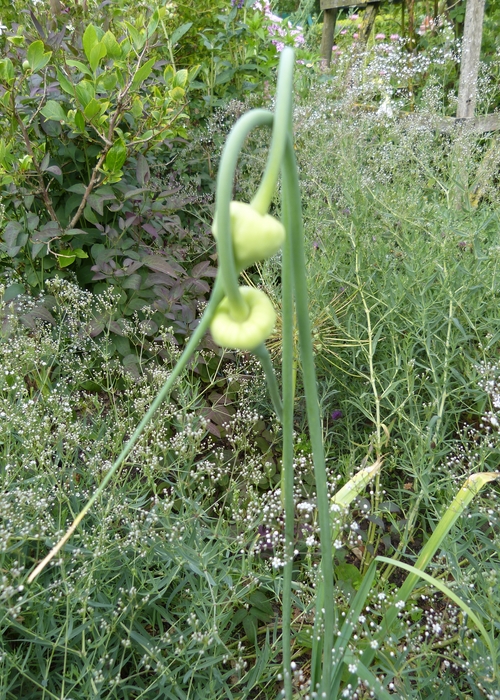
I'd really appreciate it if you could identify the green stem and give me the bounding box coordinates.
[215,109,273,320]
[28,276,225,583]
[279,119,296,700]
[283,135,335,697]
[355,247,382,571]
[252,344,283,422]
[251,46,295,216]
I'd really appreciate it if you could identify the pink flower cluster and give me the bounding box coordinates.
[418,15,434,35]
[253,0,305,52]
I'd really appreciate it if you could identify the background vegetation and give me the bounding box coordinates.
[0,0,499,698]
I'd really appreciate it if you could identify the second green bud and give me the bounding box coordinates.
[213,201,285,270]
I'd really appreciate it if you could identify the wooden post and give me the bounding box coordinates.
[320,8,338,66]
[360,4,379,43]
[456,0,486,119]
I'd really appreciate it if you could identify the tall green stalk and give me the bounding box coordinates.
[282,136,335,697]
[251,48,294,215]
[280,125,296,700]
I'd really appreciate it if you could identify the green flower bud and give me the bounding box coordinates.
[210,286,276,351]
[213,201,285,270]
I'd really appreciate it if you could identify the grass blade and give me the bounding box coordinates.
[361,471,499,669]
[376,555,497,679]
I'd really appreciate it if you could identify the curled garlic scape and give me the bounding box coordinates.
[210,201,284,350]
[210,286,276,351]
[213,201,285,271]
[208,74,289,353]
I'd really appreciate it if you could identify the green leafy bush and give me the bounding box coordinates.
[0,10,226,365]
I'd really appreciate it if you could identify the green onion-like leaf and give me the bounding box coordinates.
[377,555,497,677]
[361,471,499,671]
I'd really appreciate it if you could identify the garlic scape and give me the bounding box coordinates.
[210,202,283,352]
[210,286,276,351]
[213,201,285,271]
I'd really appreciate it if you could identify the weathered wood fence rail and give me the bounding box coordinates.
[319,0,499,135]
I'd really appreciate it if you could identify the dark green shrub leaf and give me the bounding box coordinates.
[336,563,363,590]
[66,59,93,77]
[0,58,15,85]
[75,80,95,107]
[242,616,257,645]
[3,221,26,257]
[122,274,142,290]
[124,22,146,51]
[26,213,39,231]
[89,41,107,73]
[3,283,26,302]
[131,58,156,89]
[83,98,102,120]
[74,111,86,132]
[64,228,88,237]
[102,30,122,60]
[170,22,192,46]
[123,354,141,378]
[41,100,66,122]
[67,183,87,195]
[84,186,115,215]
[83,204,98,223]
[27,40,52,72]
[56,69,74,95]
[248,590,273,618]
[31,242,47,259]
[98,71,118,91]
[113,335,132,357]
[141,319,158,335]
[36,221,60,239]
[82,24,98,65]
[215,68,235,86]
[135,154,150,185]
[123,187,148,201]
[105,141,127,172]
